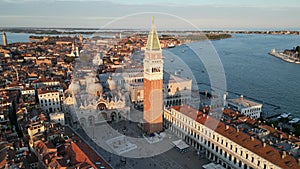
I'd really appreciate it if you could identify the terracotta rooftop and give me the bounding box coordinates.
[172,105,300,169]
[260,125,300,143]
[0,147,7,168]
[64,126,112,169]
[38,89,59,95]
[32,78,58,83]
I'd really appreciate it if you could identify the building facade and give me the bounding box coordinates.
[227,96,262,119]
[49,112,65,126]
[38,89,62,113]
[164,105,299,169]
[63,76,130,129]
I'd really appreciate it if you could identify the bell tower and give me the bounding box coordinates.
[143,16,163,134]
[2,32,7,46]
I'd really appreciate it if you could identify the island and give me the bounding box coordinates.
[269,46,300,64]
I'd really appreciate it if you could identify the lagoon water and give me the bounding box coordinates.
[2,33,300,117]
[166,34,300,117]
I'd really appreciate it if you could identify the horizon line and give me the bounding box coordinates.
[1,26,300,32]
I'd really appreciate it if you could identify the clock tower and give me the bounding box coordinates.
[143,17,163,134]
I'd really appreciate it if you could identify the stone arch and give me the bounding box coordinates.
[88,115,95,127]
[97,102,108,110]
[79,117,86,127]
[118,111,123,120]
[98,111,108,121]
[110,111,117,122]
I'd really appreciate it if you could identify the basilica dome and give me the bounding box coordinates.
[107,76,116,91]
[68,81,80,93]
[86,81,103,96]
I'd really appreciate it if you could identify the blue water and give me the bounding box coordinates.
[166,34,300,117]
[214,34,300,116]
[2,33,300,117]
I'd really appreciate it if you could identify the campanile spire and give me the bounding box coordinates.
[143,16,164,134]
[145,16,161,51]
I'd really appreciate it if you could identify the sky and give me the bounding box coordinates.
[0,0,300,29]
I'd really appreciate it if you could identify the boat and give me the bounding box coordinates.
[277,112,291,119]
[289,118,300,124]
[168,43,175,48]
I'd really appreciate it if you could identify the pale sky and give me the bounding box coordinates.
[0,0,300,29]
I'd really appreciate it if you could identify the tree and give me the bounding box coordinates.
[65,56,75,63]
[296,46,300,58]
[293,123,300,136]
[295,46,300,52]
[35,46,43,53]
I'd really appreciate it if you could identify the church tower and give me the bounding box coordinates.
[79,34,83,44]
[2,32,7,46]
[143,17,163,134]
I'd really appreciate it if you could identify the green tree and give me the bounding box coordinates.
[65,56,75,63]
[296,46,300,58]
[293,123,300,136]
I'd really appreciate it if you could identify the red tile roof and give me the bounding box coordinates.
[0,148,7,168]
[64,127,112,169]
[38,89,59,95]
[172,105,300,169]
[33,78,58,83]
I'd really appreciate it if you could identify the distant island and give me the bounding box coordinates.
[269,46,300,64]
[27,33,232,50]
[0,27,299,35]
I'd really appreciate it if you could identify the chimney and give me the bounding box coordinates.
[225,125,229,130]
[298,158,300,165]
[282,151,286,159]
[45,159,48,165]
[280,134,283,139]
[261,138,266,147]
[250,136,254,141]
[236,126,239,133]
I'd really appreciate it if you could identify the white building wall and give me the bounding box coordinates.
[164,108,281,169]
[240,105,262,119]
[21,89,35,95]
[227,101,262,119]
[50,112,65,125]
[38,91,61,113]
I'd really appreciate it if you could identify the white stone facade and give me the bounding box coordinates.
[226,96,262,119]
[50,112,65,125]
[164,107,283,169]
[38,90,61,113]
